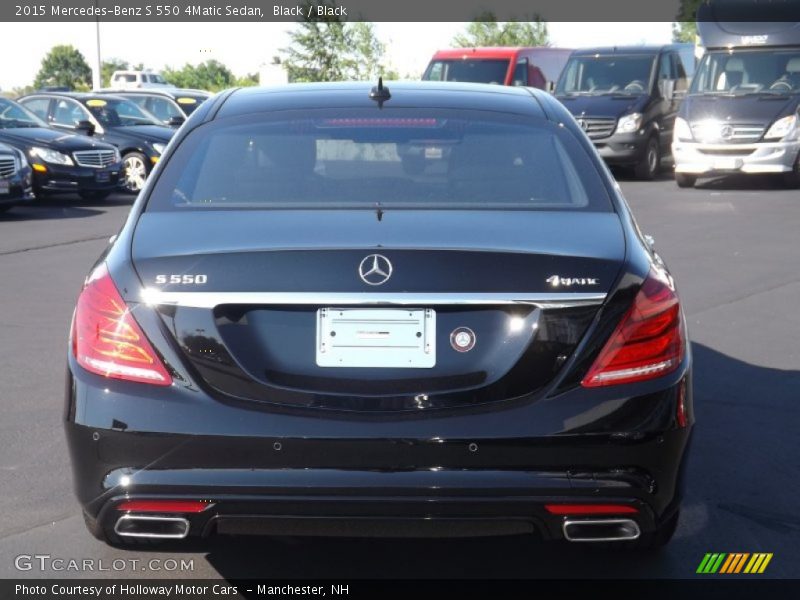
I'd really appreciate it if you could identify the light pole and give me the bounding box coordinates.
[92,0,102,90]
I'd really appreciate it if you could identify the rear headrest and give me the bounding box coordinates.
[786,57,800,73]
[725,58,745,72]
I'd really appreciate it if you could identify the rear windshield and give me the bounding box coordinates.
[146,108,611,212]
[424,59,510,85]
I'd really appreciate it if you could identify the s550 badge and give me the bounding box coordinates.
[547,275,599,287]
[155,274,208,285]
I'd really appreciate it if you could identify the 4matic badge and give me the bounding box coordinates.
[546,275,599,287]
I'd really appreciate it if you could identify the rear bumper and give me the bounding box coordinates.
[65,397,692,542]
[65,335,693,541]
[71,423,685,541]
[672,139,800,174]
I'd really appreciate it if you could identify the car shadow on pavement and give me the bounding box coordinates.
[119,343,799,580]
[694,173,791,191]
[0,194,134,221]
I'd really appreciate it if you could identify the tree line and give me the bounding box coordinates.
[9,0,701,97]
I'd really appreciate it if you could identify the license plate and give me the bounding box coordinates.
[713,157,743,171]
[0,180,8,195]
[95,171,111,182]
[316,308,436,368]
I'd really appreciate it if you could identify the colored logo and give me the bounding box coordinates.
[696,552,773,574]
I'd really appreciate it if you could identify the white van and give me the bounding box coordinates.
[109,70,174,90]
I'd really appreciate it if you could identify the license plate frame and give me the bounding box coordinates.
[0,180,9,196]
[95,171,111,183]
[316,308,436,368]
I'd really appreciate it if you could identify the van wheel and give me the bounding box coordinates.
[675,173,697,188]
[634,136,660,180]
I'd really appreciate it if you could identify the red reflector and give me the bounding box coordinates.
[582,267,685,387]
[71,264,171,386]
[116,500,212,513]
[544,504,639,515]
[676,379,688,428]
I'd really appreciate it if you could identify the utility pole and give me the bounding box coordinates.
[92,0,102,90]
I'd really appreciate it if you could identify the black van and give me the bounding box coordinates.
[672,6,800,188]
[555,45,693,180]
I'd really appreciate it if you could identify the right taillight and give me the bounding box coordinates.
[582,267,685,387]
[71,264,172,386]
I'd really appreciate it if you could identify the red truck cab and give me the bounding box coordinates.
[422,47,573,90]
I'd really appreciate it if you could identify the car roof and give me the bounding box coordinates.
[213,81,548,120]
[431,47,558,60]
[22,92,131,102]
[99,88,211,98]
[570,45,670,57]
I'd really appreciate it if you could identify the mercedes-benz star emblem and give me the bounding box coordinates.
[358,254,393,286]
[719,124,735,141]
[577,118,588,131]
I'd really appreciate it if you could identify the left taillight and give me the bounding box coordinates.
[582,267,685,387]
[71,264,172,386]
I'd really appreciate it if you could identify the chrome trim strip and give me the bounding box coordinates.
[139,290,607,309]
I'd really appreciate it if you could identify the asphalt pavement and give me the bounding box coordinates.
[0,174,798,579]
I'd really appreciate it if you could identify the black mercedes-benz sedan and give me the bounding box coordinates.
[19,92,173,194]
[97,88,212,128]
[0,141,34,212]
[0,97,122,200]
[66,82,693,549]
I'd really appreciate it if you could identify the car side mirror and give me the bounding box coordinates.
[659,78,675,100]
[167,115,185,127]
[75,120,95,136]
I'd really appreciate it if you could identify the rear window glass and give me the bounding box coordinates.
[146,108,611,212]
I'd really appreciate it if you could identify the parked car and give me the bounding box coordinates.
[66,82,692,549]
[19,92,174,193]
[110,70,174,90]
[555,45,693,180]
[96,89,211,128]
[422,47,572,90]
[672,6,800,188]
[0,97,121,200]
[0,141,34,212]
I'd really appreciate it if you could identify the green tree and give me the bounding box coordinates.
[235,73,260,87]
[101,58,129,88]
[281,2,395,82]
[162,60,236,91]
[33,45,92,90]
[453,12,550,47]
[672,0,703,43]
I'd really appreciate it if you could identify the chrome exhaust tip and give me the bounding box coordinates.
[114,515,190,539]
[562,518,641,542]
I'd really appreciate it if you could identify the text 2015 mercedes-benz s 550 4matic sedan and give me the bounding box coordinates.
[65,82,692,548]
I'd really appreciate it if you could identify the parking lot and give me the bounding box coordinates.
[0,174,798,579]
